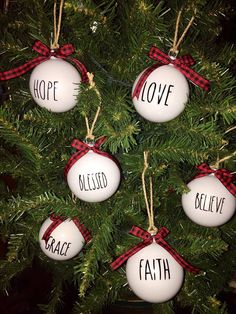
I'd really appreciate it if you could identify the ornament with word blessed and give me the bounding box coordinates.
[39,214,91,260]
[64,136,121,203]
[0,40,89,113]
[182,163,236,227]
[111,226,200,303]
[132,46,210,123]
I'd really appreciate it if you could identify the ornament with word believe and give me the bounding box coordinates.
[132,46,210,123]
[0,40,89,113]
[39,215,91,261]
[64,137,121,203]
[111,226,200,303]
[182,163,236,227]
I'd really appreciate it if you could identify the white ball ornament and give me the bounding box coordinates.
[39,217,86,260]
[67,150,121,203]
[182,175,236,227]
[132,64,189,123]
[29,58,81,113]
[126,242,184,303]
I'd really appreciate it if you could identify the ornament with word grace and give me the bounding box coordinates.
[39,214,91,261]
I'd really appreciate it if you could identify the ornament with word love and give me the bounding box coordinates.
[0,40,89,113]
[64,137,121,202]
[182,163,236,227]
[39,215,91,260]
[111,226,199,303]
[132,46,210,123]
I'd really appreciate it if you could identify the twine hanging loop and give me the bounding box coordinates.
[84,73,102,141]
[85,106,101,141]
[51,0,65,49]
[141,151,158,235]
[211,151,236,170]
[169,8,196,56]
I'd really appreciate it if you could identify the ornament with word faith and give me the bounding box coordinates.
[111,226,200,303]
[0,41,89,113]
[182,163,236,227]
[132,46,210,123]
[39,215,91,260]
[64,136,121,203]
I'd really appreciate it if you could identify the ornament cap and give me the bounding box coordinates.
[148,226,158,236]
[84,138,95,146]
[168,48,179,59]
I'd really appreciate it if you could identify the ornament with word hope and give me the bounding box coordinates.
[111,226,199,303]
[64,136,121,203]
[39,215,91,260]
[132,46,210,123]
[0,41,89,113]
[182,163,236,227]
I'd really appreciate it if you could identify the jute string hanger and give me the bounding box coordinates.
[85,73,102,141]
[210,127,236,169]
[169,8,196,56]
[71,74,102,200]
[51,0,102,139]
[51,0,65,49]
[142,151,158,235]
[211,150,236,170]
[85,105,101,141]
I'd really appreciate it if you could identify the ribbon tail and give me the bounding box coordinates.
[132,63,160,99]
[228,182,236,197]
[94,136,107,147]
[68,57,89,83]
[42,219,63,243]
[71,139,87,149]
[0,56,48,81]
[196,163,212,172]
[32,40,51,55]
[64,150,88,178]
[188,75,210,91]
[148,46,170,63]
[179,55,196,67]
[72,218,92,243]
[158,239,200,274]
[175,63,210,91]
[110,242,147,271]
[193,163,212,180]
[93,136,120,168]
[217,179,236,198]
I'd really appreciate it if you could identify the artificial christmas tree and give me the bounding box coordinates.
[0,0,236,313]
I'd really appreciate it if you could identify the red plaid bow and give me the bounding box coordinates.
[110,225,200,274]
[194,163,236,197]
[42,214,92,243]
[64,136,119,178]
[0,40,89,83]
[132,46,210,99]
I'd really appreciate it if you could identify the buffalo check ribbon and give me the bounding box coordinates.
[42,214,92,243]
[0,40,89,83]
[64,136,119,178]
[110,225,200,274]
[132,46,210,99]
[194,163,236,197]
